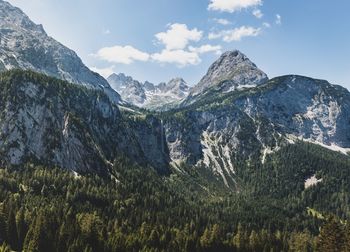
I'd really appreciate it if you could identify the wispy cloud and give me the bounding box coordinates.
[189,44,222,55]
[152,49,201,67]
[209,26,261,42]
[275,14,282,25]
[252,9,263,19]
[155,23,202,50]
[93,45,150,64]
[90,66,115,78]
[262,22,271,28]
[213,18,231,26]
[208,0,262,13]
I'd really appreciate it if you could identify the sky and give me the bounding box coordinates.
[6,0,350,89]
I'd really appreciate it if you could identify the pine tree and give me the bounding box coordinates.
[249,230,260,251]
[0,205,6,245]
[233,224,246,251]
[23,213,53,252]
[16,209,27,251]
[318,217,346,252]
[6,209,18,251]
[200,227,211,249]
[345,223,350,252]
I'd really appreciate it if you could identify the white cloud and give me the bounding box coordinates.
[189,44,222,55]
[209,26,261,42]
[208,32,223,40]
[208,0,262,13]
[252,9,263,19]
[93,23,221,68]
[94,45,150,64]
[213,18,231,26]
[90,66,115,78]
[152,49,201,67]
[262,22,271,28]
[155,23,203,50]
[276,14,282,25]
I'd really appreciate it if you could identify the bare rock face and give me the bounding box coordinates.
[163,75,350,187]
[0,0,120,103]
[183,50,268,106]
[0,70,170,175]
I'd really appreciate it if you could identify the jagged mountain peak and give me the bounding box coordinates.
[0,0,45,33]
[107,73,189,109]
[190,50,268,96]
[0,0,120,103]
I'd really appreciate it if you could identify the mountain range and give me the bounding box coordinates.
[0,1,350,251]
[107,73,189,110]
[0,0,349,189]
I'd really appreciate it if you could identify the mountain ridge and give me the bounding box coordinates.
[107,73,189,109]
[0,0,121,103]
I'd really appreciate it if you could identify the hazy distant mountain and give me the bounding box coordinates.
[107,73,189,110]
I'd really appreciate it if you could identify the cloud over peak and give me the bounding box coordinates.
[152,49,201,67]
[155,23,203,50]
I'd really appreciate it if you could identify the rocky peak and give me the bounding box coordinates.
[143,81,156,92]
[107,73,189,109]
[190,50,268,96]
[107,73,138,90]
[0,0,120,103]
[0,0,44,33]
[162,78,189,98]
[167,78,188,90]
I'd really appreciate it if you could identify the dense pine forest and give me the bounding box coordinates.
[0,141,349,251]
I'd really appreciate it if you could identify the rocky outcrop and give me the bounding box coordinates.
[0,0,120,103]
[0,70,169,174]
[163,75,350,187]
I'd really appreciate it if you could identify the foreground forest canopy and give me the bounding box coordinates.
[0,140,350,252]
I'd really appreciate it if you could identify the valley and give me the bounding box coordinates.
[0,0,349,251]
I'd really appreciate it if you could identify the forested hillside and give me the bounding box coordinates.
[0,141,349,251]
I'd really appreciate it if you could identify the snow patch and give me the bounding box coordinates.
[305,174,322,189]
[286,134,350,155]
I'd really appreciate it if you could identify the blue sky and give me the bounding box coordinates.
[7,0,350,89]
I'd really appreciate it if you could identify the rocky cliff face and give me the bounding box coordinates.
[107,73,189,110]
[0,70,169,174]
[0,0,120,103]
[163,75,350,187]
[1,0,349,190]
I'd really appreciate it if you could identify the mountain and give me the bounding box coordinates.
[162,74,350,186]
[107,73,146,105]
[0,70,169,175]
[0,0,120,103]
[107,73,189,109]
[0,2,350,251]
[185,50,268,105]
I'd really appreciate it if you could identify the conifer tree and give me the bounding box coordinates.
[6,209,18,251]
[318,217,346,252]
